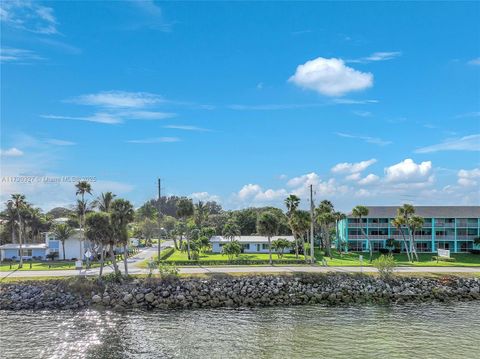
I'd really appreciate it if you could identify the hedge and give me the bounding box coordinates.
[159,258,311,266]
[431,256,456,262]
[158,247,175,261]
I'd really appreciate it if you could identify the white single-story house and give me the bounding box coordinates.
[1,230,94,261]
[210,235,295,254]
[0,243,49,261]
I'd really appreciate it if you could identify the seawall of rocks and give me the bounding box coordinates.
[1,274,479,311]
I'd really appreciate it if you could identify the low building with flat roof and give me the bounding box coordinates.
[337,206,480,253]
[210,235,295,254]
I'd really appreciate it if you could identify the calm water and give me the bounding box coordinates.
[1,302,479,359]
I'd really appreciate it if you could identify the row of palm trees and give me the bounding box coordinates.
[351,204,425,262]
[284,194,346,262]
[4,181,135,276]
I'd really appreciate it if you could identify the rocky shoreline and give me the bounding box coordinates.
[1,274,479,311]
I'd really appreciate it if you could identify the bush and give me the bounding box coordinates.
[372,254,395,279]
[102,271,123,283]
[470,250,480,255]
[378,248,390,254]
[432,256,457,262]
[158,262,179,278]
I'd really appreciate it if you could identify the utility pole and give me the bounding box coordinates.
[310,184,315,264]
[157,178,162,260]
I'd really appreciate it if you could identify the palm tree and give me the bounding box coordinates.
[285,194,301,258]
[316,209,335,258]
[398,204,417,262]
[352,205,373,262]
[284,194,300,217]
[257,211,280,265]
[408,215,424,262]
[85,212,114,277]
[291,210,311,262]
[52,223,74,260]
[8,194,27,268]
[222,221,240,241]
[75,181,92,260]
[94,192,116,213]
[194,201,209,228]
[177,198,194,259]
[111,199,135,275]
[391,217,411,262]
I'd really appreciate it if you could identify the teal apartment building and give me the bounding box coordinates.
[338,206,480,253]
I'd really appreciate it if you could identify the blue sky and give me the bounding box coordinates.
[1,1,479,211]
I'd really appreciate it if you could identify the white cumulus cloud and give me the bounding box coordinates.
[457,168,480,187]
[331,159,377,174]
[190,192,221,202]
[357,174,380,185]
[384,159,433,183]
[289,57,373,96]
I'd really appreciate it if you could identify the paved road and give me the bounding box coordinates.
[1,244,479,279]
[0,242,173,280]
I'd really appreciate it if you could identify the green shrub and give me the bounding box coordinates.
[102,271,123,283]
[158,262,179,278]
[372,254,395,279]
[432,256,457,262]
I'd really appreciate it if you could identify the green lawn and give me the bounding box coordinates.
[317,251,480,267]
[154,249,480,267]
[0,261,101,271]
[166,250,302,262]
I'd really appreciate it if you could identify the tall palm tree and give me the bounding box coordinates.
[8,194,27,268]
[391,216,411,262]
[352,205,373,262]
[52,223,74,260]
[316,209,335,258]
[85,212,114,277]
[94,192,116,213]
[291,210,311,262]
[177,198,194,259]
[111,199,135,275]
[285,194,301,258]
[257,211,280,265]
[284,194,300,217]
[408,215,423,262]
[222,221,240,241]
[75,181,92,261]
[398,204,417,262]
[194,201,209,228]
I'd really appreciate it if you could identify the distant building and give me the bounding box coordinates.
[338,206,480,253]
[210,235,295,254]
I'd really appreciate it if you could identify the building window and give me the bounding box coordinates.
[49,240,59,249]
[458,241,473,252]
[348,241,364,252]
[19,249,33,257]
[262,244,269,250]
[415,242,431,252]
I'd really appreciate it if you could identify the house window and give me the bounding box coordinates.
[49,240,59,249]
[20,249,33,257]
[262,244,269,250]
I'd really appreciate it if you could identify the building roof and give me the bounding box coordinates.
[0,243,48,250]
[347,206,480,218]
[210,235,294,243]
